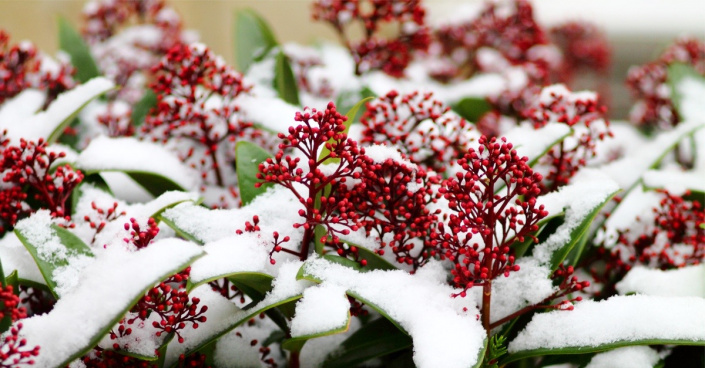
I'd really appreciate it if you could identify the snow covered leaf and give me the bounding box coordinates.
[504,295,705,364]
[503,122,572,167]
[274,50,300,106]
[14,211,93,299]
[531,169,620,270]
[58,16,100,83]
[668,63,705,121]
[76,136,197,197]
[616,265,705,298]
[283,284,351,352]
[234,8,278,73]
[452,97,492,123]
[299,257,485,368]
[585,346,662,368]
[18,238,203,367]
[236,141,273,205]
[323,317,413,368]
[130,89,157,129]
[0,77,115,144]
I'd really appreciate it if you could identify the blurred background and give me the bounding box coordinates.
[1,0,704,118]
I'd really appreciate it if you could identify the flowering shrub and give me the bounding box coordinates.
[0,0,703,367]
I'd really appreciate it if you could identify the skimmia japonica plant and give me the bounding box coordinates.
[0,0,703,367]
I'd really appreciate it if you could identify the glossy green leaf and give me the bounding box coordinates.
[15,224,94,299]
[283,311,352,353]
[549,188,618,271]
[274,50,300,105]
[236,141,274,205]
[356,245,397,271]
[667,63,705,117]
[323,317,412,368]
[452,97,492,123]
[131,89,157,128]
[158,215,203,245]
[234,8,278,73]
[58,16,100,83]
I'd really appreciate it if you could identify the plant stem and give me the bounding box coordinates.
[289,351,300,368]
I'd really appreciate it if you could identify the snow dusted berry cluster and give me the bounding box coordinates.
[0,0,703,367]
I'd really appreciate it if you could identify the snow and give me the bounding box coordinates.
[214,317,285,368]
[0,89,45,127]
[363,144,417,167]
[1,77,114,143]
[302,257,484,368]
[291,284,350,337]
[16,238,203,367]
[299,317,362,368]
[642,169,705,194]
[502,122,571,164]
[594,186,661,248]
[0,232,44,284]
[677,76,705,122]
[532,169,619,266]
[238,94,301,134]
[98,312,164,358]
[508,295,705,353]
[76,136,199,191]
[189,235,271,285]
[598,120,704,190]
[616,265,705,298]
[586,346,661,368]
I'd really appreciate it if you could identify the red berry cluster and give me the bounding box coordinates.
[0,31,75,108]
[626,37,705,129]
[257,102,365,261]
[549,21,611,84]
[0,138,83,224]
[81,347,156,368]
[312,0,430,77]
[123,217,160,249]
[127,268,208,344]
[432,136,546,296]
[83,201,126,245]
[145,43,253,194]
[360,90,473,173]
[598,190,705,284]
[338,154,441,269]
[522,85,612,193]
[0,285,40,367]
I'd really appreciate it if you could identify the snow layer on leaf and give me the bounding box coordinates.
[0,89,45,126]
[302,257,483,368]
[0,232,43,284]
[238,94,300,134]
[189,235,270,284]
[677,76,705,122]
[16,238,203,367]
[76,136,199,191]
[599,120,704,190]
[643,169,705,195]
[162,186,303,245]
[585,346,661,368]
[508,295,705,353]
[502,122,570,162]
[532,169,619,265]
[2,77,114,142]
[164,285,243,366]
[616,265,705,298]
[291,284,350,337]
[594,186,660,248]
[480,258,555,324]
[99,171,154,203]
[363,144,417,167]
[246,261,313,313]
[98,312,164,358]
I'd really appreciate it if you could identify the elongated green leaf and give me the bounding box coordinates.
[324,317,413,368]
[234,8,278,73]
[15,221,93,299]
[127,171,184,197]
[274,50,300,105]
[58,16,100,83]
[667,63,705,118]
[452,97,492,123]
[283,312,351,353]
[0,270,18,333]
[131,89,157,128]
[236,141,274,205]
[356,245,397,271]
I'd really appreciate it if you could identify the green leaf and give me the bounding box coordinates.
[283,311,352,352]
[234,8,278,73]
[125,171,185,198]
[548,188,618,271]
[236,141,274,205]
[667,63,705,118]
[15,223,93,299]
[274,50,300,106]
[323,317,413,368]
[131,89,157,128]
[452,97,492,123]
[58,16,101,83]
